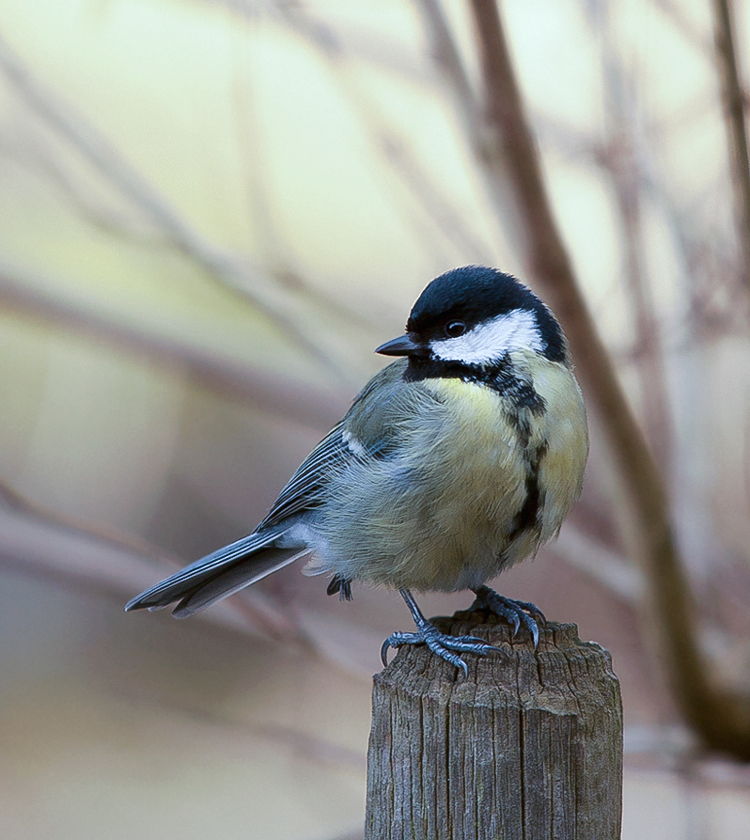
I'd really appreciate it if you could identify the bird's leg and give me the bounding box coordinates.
[381,589,502,677]
[471,585,545,648]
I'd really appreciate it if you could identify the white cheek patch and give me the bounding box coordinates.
[430,310,544,365]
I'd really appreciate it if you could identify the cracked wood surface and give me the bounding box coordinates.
[365,611,622,839]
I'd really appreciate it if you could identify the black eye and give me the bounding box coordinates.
[444,320,466,338]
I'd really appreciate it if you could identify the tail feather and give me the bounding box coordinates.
[172,547,308,618]
[125,526,302,614]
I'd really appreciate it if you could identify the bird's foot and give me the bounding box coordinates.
[381,622,501,678]
[471,585,545,648]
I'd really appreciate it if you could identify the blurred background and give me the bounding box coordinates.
[1,0,750,837]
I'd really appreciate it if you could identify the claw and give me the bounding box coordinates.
[510,597,546,624]
[381,637,393,668]
[472,586,545,648]
[382,589,503,674]
[381,628,499,676]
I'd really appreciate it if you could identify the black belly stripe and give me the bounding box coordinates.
[507,442,548,541]
[404,353,550,543]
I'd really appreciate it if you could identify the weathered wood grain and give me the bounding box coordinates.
[365,611,622,839]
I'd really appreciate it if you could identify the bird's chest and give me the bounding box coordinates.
[322,373,558,592]
[421,379,542,525]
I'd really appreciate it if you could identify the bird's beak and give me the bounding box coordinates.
[375,333,422,357]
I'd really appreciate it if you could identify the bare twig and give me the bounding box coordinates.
[553,528,643,604]
[416,0,533,263]
[271,1,495,265]
[413,0,479,121]
[0,259,349,431]
[0,31,361,376]
[0,479,303,643]
[214,0,432,88]
[653,0,713,56]
[0,127,158,242]
[712,0,750,294]
[465,0,750,759]
[530,113,745,349]
[598,13,674,471]
[121,689,367,772]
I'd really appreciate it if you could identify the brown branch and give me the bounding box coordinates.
[466,0,750,759]
[416,0,523,252]
[552,528,642,604]
[251,0,432,87]
[653,0,713,56]
[712,0,750,294]
[120,689,366,771]
[414,0,479,119]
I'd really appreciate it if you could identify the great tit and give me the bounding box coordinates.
[126,266,588,674]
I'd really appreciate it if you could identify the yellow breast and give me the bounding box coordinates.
[320,357,588,593]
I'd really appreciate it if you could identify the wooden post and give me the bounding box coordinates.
[365,610,622,840]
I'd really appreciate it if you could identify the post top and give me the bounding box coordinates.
[375,610,618,710]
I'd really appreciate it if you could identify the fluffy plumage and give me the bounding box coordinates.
[126,266,588,672]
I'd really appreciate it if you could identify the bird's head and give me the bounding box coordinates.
[376,266,567,375]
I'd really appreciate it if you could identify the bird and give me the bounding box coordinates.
[126,266,588,675]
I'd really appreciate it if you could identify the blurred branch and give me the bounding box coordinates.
[224,14,389,336]
[271,1,495,265]
[415,0,523,248]
[378,134,492,263]
[124,690,366,772]
[533,105,746,339]
[213,0,432,87]
[711,0,750,295]
[414,0,479,121]
[598,13,674,472]
[0,30,362,377]
[653,0,713,56]
[553,528,642,604]
[466,0,750,759]
[0,128,158,242]
[0,478,303,643]
[0,258,348,431]
[5,123,376,343]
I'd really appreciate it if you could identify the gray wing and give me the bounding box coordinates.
[258,421,354,528]
[259,361,415,527]
[125,423,359,614]
[125,360,410,616]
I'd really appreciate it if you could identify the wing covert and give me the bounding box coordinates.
[258,422,353,528]
[259,360,418,528]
